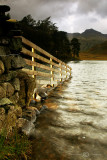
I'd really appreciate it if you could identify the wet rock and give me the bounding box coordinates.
[11,56,26,69]
[40,105,48,113]
[0,86,6,99]
[16,118,29,130]
[1,82,14,98]
[12,78,20,91]
[0,71,17,83]
[0,60,5,75]
[23,109,36,122]
[37,88,48,99]
[0,98,13,106]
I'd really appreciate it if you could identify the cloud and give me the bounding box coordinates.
[1,0,107,33]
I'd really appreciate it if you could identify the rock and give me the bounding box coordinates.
[17,70,36,108]
[0,71,17,83]
[0,86,6,99]
[0,108,5,133]
[0,56,12,73]
[40,105,48,113]
[37,88,48,99]
[1,82,14,98]
[0,98,13,106]
[16,118,29,131]
[23,109,36,122]
[11,56,26,69]
[9,37,22,52]
[12,78,20,91]
[10,92,19,104]
[0,46,11,56]
[26,106,40,115]
[6,108,17,134]
[0,60,5,75]
[35,94,41,102]
[15,105,22,118]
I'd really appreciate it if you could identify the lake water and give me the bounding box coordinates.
[32,61,107,160]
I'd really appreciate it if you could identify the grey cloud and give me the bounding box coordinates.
[76,0,107,17]
[1,0,107,33]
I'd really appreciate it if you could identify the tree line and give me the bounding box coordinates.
[18,15,80,61]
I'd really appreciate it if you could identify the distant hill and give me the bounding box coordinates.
[67,29,107,52]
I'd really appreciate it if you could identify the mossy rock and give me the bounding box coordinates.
[0,71,17,83]
[16,70,36,108]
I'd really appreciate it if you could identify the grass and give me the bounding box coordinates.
[0,129,32,160]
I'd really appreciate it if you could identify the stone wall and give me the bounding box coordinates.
[0,46,36,136]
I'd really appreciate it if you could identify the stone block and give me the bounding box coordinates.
[0,86,6,99]
[0,71,17,83]
[0,98,13,106]
[12,78,20,91]
[0,60,5,75]
[1,82,14,98]
[11,55,26,69]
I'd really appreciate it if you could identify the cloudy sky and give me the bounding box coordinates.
[1,0,107,34]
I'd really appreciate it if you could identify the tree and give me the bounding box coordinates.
[71,38,80,57]
[19,15,71,61]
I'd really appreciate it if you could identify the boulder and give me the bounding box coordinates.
[0,46,11,56]
[0,108,5,133]
[5,108,17,134]
[0,56,12,73]
[1,82,14,98]
[22,109,36,122]
[0,60,5,75]
[0,86,6,99]
[15,105,22,118]
[0,98,13,106]
[16,118,29,131]
[17,70,36,108]
[10,92,19,104]
[12,78,20,91]
[11,56,26,69]
[0,71,17,83]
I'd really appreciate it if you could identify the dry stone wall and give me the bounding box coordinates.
[0,47,36,135]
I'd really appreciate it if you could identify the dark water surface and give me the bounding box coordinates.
[32,61,107,160]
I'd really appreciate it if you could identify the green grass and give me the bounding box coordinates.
[0,129,32,160]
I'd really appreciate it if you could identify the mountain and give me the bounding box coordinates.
[88,41,107,55]
[67,29,107,52]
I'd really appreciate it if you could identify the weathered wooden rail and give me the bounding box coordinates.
[16,36,72,87]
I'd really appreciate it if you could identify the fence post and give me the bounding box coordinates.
[60,63,62,82]
[32,48,35,99]
[50,58,54,86]
[66,65,68,79]
[70,68,72,77]
[32,48,35,78]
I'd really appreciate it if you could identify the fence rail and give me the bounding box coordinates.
[15,36,72,87]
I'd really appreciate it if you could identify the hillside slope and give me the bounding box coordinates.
[79,41,107,60]
[68,29,107,52]
[88,41,107,55]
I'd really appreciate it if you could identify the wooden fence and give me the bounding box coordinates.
[16,36,72,87]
